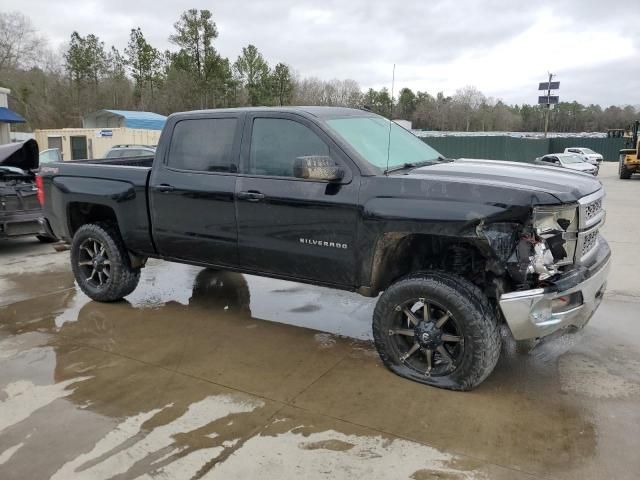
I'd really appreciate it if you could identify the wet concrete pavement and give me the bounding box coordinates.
[1,163,639,479]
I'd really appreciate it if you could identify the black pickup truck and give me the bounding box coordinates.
[39,107,611,390]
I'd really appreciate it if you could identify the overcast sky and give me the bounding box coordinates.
[7,0,640,106]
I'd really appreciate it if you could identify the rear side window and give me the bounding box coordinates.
[105,149,123,159]
[168,118,237,172]
[249,118,329,177]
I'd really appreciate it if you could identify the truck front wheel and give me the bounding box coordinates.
[70,223,141,302]
[372,272,501,391]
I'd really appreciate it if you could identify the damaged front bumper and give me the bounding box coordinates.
[499,239,611,340]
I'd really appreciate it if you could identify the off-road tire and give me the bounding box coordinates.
[373,271,501,391]
[619,154,632,179]
[71,222,140,302]
[36,234,57,243]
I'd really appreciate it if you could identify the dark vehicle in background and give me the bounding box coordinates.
[535,153,598,175]
[0,139,56,242]
[39,107,610,391]
[104,145,156,159]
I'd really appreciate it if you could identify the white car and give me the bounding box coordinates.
[535,153,598,175]
[564,147,603,170]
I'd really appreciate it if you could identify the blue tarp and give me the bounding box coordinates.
[104,110,166,130]
[0,107,26,124]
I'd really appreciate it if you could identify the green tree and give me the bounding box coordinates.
[169,9,222,108]
[271,63,293,106]
[125,28,162,107]
[234,44,270,106]
[397,87,416,119]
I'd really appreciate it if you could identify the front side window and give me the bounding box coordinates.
[249,118,329,177]
[326,116,442,170]
[169,118,237,172]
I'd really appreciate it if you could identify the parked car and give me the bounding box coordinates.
[0,140,56,242]
[535,153,598,175]
[564,147,603,171]
[104,145,156,159]
[39,106,610,391]
[39,148,62,166]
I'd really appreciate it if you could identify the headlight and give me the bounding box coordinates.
[533,205,579,266]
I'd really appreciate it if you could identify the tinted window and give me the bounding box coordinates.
[169,118,237,172]
[104,149,122,159]
[127,149,153,157]
[249,118,329,177]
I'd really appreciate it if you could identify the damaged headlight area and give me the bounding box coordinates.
[506,205,579,284]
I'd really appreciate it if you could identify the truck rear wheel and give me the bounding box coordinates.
[619,154,632,179]
[70,222,141,302]
[372,272,501,391]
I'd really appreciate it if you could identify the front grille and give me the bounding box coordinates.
[584,199,602,222]
[582,230,598,257]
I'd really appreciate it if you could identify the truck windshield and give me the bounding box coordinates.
[326,117,443,171]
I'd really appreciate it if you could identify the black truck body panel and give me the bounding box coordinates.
[40,106,605,295]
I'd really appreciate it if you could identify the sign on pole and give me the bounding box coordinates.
[538,81,560,90]
[538,95,559,105]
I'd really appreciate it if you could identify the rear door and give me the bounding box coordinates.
[235,113,359,286]
[149,113,243,266]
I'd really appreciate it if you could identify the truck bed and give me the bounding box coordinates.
[40,157,155,254]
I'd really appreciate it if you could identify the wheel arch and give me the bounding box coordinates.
[67,201,118,237]
[366,232,491,296]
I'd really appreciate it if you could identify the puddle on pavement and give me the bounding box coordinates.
[1,260,640,478]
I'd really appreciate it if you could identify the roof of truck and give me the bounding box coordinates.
[169,106,375,120]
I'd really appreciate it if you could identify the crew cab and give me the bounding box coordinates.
[39,107,611,391]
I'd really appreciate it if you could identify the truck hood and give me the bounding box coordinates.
[408,158,601,203]
[0,139,39,171]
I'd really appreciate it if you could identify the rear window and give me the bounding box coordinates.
[168,118,237,172]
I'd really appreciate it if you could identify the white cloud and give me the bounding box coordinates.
[6,0,639,105]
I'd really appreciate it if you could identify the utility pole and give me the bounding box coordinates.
[544,73,553,137]
[538,73,559,138]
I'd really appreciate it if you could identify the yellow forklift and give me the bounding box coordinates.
[614,120,640,179]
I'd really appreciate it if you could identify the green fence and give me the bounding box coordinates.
[421,136,625,162]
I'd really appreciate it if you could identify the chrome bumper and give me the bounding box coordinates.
[499,256,611,340]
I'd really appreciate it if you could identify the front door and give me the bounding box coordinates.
[149,113,243,266]
[235,113,359,286]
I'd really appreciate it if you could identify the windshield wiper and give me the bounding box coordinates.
[384,157,451,174]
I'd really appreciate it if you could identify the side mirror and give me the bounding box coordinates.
[293,156,344,182]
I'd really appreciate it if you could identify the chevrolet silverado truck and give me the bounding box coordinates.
[39,107,611,391]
